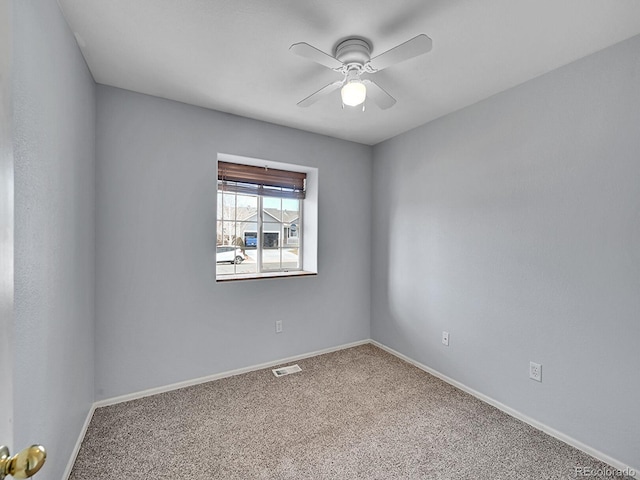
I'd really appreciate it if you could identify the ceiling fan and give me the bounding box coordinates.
[289,34,432,110]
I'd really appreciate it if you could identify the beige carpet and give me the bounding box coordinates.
[70,345,629,479]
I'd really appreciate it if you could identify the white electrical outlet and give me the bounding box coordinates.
[275,320,283,334]
[529,361,542,382]
[442,331,449,346]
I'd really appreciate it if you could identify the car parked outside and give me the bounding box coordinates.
[216,246,244,264]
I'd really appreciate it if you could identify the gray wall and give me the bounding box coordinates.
[372,35,640,469]
[95,86,372,400]
[1,0,14,448]
[12,1,96,479]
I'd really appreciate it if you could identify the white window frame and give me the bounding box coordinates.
[216,153,318,281]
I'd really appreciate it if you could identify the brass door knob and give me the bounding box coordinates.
[0,445,46,479]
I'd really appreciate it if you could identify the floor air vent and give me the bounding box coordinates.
[272,364,302,377]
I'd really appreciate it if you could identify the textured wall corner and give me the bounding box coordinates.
[12,1,96,478]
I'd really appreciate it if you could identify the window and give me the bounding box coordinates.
[216,157,315,280]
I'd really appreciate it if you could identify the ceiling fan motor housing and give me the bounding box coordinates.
[335,38,371,66]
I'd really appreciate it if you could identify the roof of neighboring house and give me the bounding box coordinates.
[232,208,299,224]
[264,209,299,224]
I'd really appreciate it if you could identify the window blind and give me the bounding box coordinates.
[218,161,306,199]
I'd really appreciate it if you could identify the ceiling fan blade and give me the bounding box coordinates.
[297,80,343,107]
[367,34,432,71]
[289,42,343,70]
[362,79,396,109]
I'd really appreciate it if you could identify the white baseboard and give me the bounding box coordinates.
[370,340,639,479]
[68,339,637,479]
[63,403,96,480]
[94,339,370,408]
[65,340,368,477]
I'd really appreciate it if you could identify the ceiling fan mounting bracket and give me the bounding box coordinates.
[334,38,371,67]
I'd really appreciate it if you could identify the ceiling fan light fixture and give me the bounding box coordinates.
[291,34,431,109]
[341,80,366,106]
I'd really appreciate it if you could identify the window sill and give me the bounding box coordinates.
[216,271,317,283]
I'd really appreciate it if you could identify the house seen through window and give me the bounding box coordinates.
[216,160,306,279]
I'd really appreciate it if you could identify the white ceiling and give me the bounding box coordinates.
[58,0,640,145]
